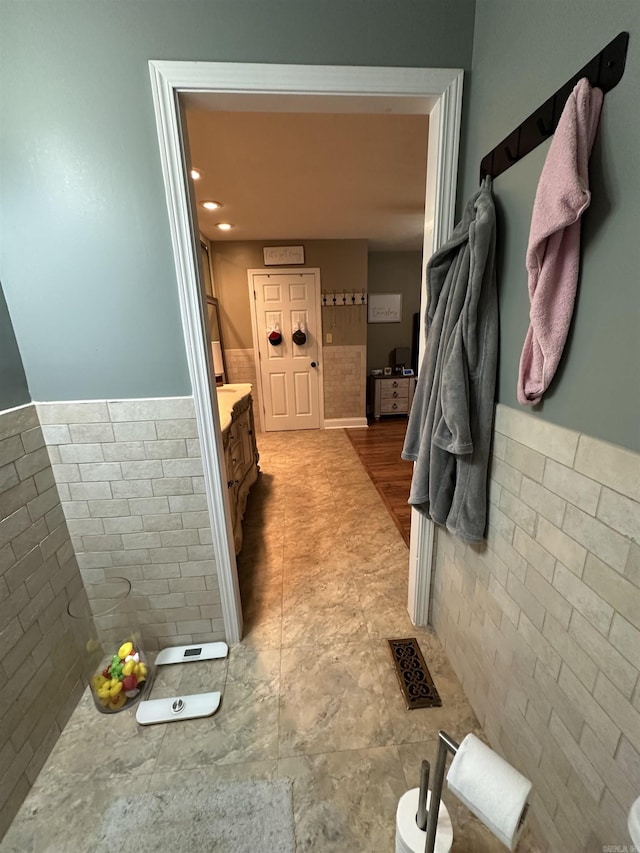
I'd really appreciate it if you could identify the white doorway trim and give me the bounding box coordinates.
[148,60,463,643]
[247,266,324,433]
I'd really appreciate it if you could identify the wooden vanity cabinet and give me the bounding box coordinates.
[222,393,259,554]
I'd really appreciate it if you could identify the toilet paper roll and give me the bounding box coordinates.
[446,734,532,851]
[395,788,453,853]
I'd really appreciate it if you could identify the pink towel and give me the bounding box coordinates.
[517,78,603,406]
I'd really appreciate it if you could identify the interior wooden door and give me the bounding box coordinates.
[251,270,321,431]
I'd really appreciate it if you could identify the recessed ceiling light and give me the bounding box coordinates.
[202,200,222,210]
[216,223,233,231]
[190,168,202,180]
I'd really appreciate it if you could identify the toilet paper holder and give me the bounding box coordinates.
[420,730,459,853]
[420,730,531,853]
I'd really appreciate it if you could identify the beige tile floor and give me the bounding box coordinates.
[1,429,541,852]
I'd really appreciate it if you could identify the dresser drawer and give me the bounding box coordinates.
[379,377,410,392]
[380,398,410,414]
[380,385,409,402]
[370,374,415,420]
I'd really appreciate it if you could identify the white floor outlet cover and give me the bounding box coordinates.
[136,691,222,725]
[155,641,228,665]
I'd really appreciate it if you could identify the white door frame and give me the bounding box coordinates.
[148,60,463,644]
[247,267,324,433]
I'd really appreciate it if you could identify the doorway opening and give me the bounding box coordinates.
[148,61,463,643]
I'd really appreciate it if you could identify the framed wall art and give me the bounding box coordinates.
[368,293,402,323]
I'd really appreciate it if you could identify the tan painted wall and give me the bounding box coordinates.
[210,240,368,350]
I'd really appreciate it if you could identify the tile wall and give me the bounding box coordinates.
[225,344,366,425]
[0,404,85,839]
[38,398,225,651]
[223,348,261,432]
[322,344,366,422]
[431,403,640,852]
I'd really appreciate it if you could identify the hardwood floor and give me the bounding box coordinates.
[345,418,413,546]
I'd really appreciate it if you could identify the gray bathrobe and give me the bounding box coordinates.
[402,180,497,543]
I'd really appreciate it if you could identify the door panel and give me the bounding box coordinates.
[265,310,284,361]
[290,309,310,361]
[289,282,308,302]
[252,270,321,431]
[263,284,282,302]
[293,371,312,415]
[269,373,288,417]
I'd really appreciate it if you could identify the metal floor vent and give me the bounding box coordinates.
[388,638,442,710]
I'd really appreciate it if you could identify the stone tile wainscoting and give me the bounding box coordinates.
[223,348,261,432]
[322,344,366,424]
[0,404,86,839]
[432,403,640,852]
[38,398,224,651]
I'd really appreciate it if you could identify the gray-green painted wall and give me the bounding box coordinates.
[367,252,422,375]
[459,0,640,452]
[0,282,29,410]
[0,0,475,402]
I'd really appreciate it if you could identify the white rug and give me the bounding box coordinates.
[95,778,295,852]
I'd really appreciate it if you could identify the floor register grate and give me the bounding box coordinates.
[388,638,442,710]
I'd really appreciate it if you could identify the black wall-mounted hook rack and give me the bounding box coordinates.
[480,31,629,183]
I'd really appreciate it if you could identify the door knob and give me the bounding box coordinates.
[310,361,317,368]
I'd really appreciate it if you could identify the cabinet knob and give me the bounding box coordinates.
[392,391,398,397]
[392,380,398,387]
[392,403,398,409]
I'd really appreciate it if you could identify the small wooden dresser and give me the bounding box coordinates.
[370,375,416,420]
